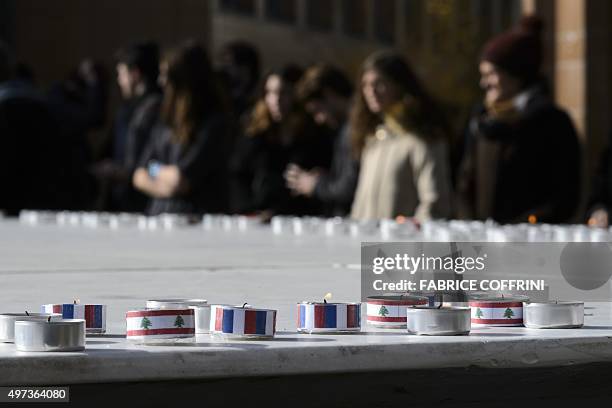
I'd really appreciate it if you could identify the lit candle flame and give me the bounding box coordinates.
[528,214,537,224]
[323,292,332,303]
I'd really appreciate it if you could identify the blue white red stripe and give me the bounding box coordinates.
[210,305,276,337]
[297,303,361,332]
[42,303,106,332]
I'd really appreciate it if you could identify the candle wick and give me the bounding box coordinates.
[242,303,248,308]
[25,311,29,316]
[437,304,443,309]
[324,299,327,304]
[47,316,51,323]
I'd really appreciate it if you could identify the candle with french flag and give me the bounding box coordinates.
[297,301,361,333]
[42,301,106,334]
[209,304,276,338]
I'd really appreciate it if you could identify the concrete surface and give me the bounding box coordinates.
[1,218,612,396]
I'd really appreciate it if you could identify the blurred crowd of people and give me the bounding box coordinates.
[2,15,610,226]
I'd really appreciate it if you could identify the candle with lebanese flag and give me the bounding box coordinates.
[126,308,195,342]
[469,294,530,327]
[366,294,428,328]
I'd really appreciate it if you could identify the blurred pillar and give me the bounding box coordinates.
[524,0,612,219]
[553,0,586,140]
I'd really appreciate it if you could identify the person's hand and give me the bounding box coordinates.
[588,208,609,228]
[156,165,184,196]
[132,168,149,189]
[285,164,320,197]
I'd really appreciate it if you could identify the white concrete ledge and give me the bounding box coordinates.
[3,323,612,385]
[2,219,612,386]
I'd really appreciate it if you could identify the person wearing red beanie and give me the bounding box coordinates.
[455,16,581,224]
[481,15,543,103]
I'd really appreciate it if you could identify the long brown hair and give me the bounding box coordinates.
[349,51,449,157]
[245,65,303,140]
[161,41,224,145]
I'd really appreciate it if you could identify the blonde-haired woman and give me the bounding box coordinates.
[349,51,452,221]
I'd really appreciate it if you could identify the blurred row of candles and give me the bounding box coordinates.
[16,210,612,242]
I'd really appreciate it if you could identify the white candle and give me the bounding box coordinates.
[406,306,471,336]
[14,319,85,352]
[0,313,61,343]
[523,301,584,329]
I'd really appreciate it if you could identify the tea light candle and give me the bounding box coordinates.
[146,299,209,334]
[160,213,188,230]
[292,217,305,235]
[56,211,69,226]
[324,217,347,236]
[81,213,99,228]
[406,306,471,336]
[380,217,418,240]
[237,215,259,231]
[271,216,290,235]
[589,228,608,242]
[42,302,106,334]
[108,214,120,230]
[111,212,138,228]
[469,295,529,327]
[221,215,234,231]
[137,216,159,230]
[14,319,86,352]
[523,301,584,329]
[297,300,361,334]
[348,220,378,237]
[202,214,223,230]
[0,313,62,343]
[68,212,80,226]
[126,309,195,342]
[209,304,276,339]
[366,294,428,328]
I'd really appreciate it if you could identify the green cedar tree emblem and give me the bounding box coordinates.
[379,305,390,317]
[141,316,152,329]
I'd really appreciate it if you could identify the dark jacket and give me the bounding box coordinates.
[229,118,334,215]
[312,124,359,217]
[109,90,162,212]
[0,80,80,214]
[139,114,230,215]
[456,85,581,223]
[588,136,612,217]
